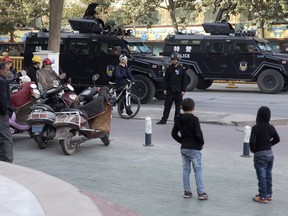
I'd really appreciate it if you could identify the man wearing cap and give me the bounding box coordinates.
[114,54,135,115]
[2,56,17,82]
[27,55,41,82]
[156,52,188,125]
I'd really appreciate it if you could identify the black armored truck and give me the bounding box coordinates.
[23,3,169,104]
[162,9,288,94]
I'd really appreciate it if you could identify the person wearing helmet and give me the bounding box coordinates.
[27,55,41,82]
[156,52,188,125]
[36,58,58,93]
[114,54,135,115]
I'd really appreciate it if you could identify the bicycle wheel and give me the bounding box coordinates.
[117,93,140,119]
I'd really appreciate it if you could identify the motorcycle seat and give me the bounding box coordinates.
[32,104,54,112]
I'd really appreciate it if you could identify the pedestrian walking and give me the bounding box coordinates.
[171,98,208,200]
[156,53,187,125]
[249,106,280,203]
[27,55,41,82]
[0,62,14,163]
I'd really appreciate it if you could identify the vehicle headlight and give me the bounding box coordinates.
[53,80,60,87]
[69,95,77,100]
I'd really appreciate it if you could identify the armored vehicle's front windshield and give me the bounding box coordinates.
[128,43,152,54]
[257,42,273,53]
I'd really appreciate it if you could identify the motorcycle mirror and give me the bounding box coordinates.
[92,74,100,81]
[21,70,27,76]
[67,84,74,91]
[30,83,37,89]
[59,73,66,80]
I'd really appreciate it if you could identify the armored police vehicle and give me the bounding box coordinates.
[23,3,169,104]
[162,10,288,94]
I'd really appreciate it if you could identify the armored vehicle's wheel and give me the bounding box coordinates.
[35,135,48,149]
[59,132,75,155]
[154,91,165,100]
[196,79,213,89]
[117,94,140,119]
[257,69,284,94]
[101,133,110,146]
[131,74,155,104]
[186,69,198,91]
[281,82,288,92]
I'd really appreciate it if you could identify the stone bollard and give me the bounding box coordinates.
[144,117,153,147]
[236,125,251,157]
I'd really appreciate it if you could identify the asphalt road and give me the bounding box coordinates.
[145,82,288,118]
[9,83,288,215]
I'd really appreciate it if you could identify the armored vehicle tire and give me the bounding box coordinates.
[196,79,213,90]
[35,135,48,149]
[281,83,288,92]
[59,132,75,155]
[257,69,284,94]
[186,69,198,91]
[154,91,165,100]
[131,74,155,104]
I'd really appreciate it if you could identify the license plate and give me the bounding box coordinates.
[32,124,44,133]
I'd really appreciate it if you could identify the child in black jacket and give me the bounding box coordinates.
[249,106,280,203]
[171,98,208,200]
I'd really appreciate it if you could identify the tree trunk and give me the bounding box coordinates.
[48,0,64,52]
[167,0,178,32]
[9,31,14,43]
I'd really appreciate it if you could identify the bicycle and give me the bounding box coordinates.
[108,79,140,119]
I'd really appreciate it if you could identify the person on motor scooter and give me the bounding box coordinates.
[2,56,17,82]
[114,54,135,115]
[27,55,41,82]
[36,58,59,93]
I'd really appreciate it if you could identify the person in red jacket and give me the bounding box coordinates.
[249,106,280,203]
[171,98,208,200]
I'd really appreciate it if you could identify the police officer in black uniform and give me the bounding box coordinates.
[157,53,187,125]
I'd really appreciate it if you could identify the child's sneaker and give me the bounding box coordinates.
[183,191,192,198]
[267,194,272,201]
[198,192,208,200]
[253,195,268,203]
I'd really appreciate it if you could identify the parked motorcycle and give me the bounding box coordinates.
[54,75,112,155]
[10,81,40,135]
[26,73,77,149]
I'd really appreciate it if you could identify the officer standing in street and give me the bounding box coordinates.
[157,53,187,125]
[0,62,14,163]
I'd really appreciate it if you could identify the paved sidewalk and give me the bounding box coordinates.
[2,106,288,216]
[126,106,288,126]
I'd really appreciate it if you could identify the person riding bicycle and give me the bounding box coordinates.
[114,54,135,115]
